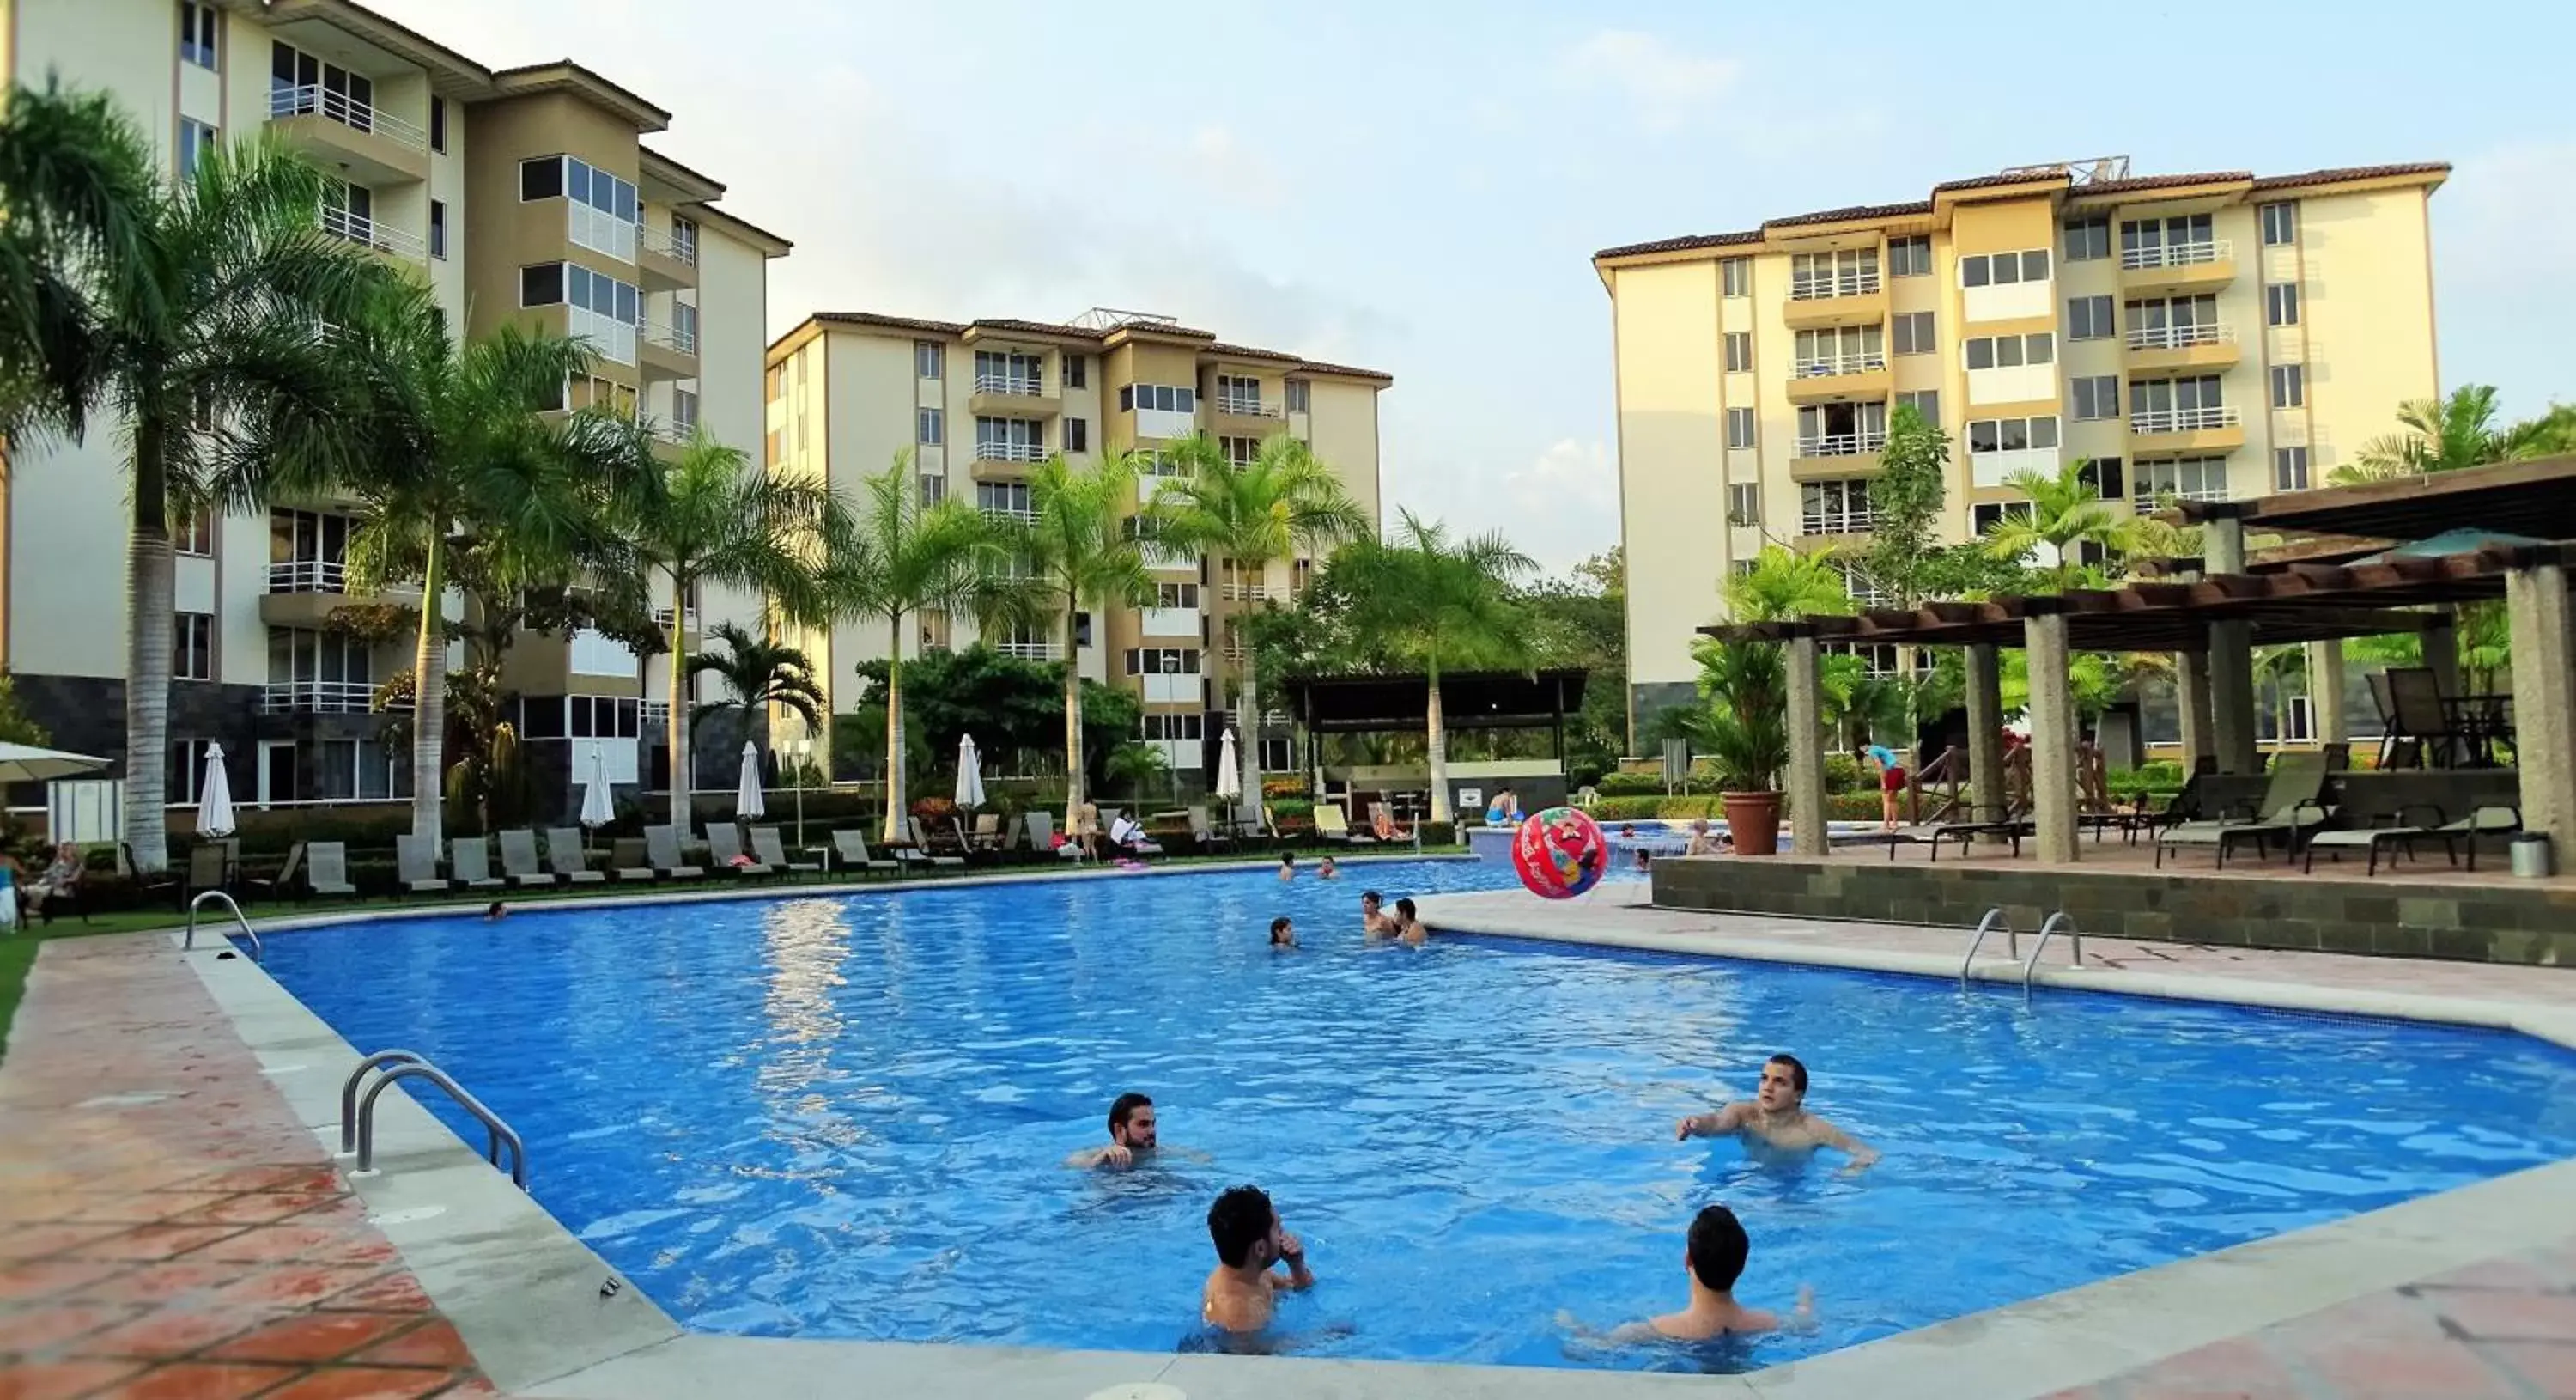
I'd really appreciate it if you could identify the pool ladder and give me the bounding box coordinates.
[339,1050,528,1190]
[183,890,263,962]
[1959,908,2081,1003]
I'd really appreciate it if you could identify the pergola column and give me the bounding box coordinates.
[1785,633,1830,861]
[2176,652,2215,766]
[2506,560,2576,857]
[1965,642,2008,821]
[2309,640,2348,745]
[2024,608,2079,863]
[2421,608,2463,697]
[2201,509,2261,774]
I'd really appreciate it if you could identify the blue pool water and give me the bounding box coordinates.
[253,861,2576,1372]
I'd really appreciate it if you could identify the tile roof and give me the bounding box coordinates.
[2247,161,2451,192]
[1203,342,1304,362]
[1287,358,1394,382]
[1590,228,1763,259]
[2073,170,2251,196]
[1766,200,1933,229]
[786,314,1385,380]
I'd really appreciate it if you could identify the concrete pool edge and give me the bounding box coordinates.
[167,875,2576,1400]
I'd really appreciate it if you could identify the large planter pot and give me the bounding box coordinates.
[1722,790,1784,856]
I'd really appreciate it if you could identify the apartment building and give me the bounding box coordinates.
[1594,157,2445,736]
[762,309,1388,784]
[1,0,791,815]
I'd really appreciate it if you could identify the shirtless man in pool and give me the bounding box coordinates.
[1675,1053,1879,1169]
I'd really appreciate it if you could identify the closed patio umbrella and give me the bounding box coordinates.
[955,733,986,809]
[196,743,236,838]
[580,747,614,853]
[736,741,766,819]
[1214,729,1242,801]
[0,742,111,785]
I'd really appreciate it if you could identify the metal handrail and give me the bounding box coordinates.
[2021,910,2081,1003]
[2130,405,2240,434]
[354,1058,528,1189]
[268,84,429,150]
[2125,322,2234,351]
[1796,430,1889,458]
[2121,239,2230,271]
[184,890,262,962]
[338,1050,426,1154]
[1793,350,1888,379]
[1957,907,2009,984]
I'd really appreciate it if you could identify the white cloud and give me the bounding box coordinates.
[1563,29,1742,133]
[1490,438,1619,571]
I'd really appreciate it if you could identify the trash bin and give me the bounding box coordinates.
[2510,834,2553,879]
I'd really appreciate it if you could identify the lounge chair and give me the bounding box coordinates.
[706,823,775,877]
[1099,808,1165,857]
[1036,810,1085,861]
[951,817,997,864]
[2154,756,2330,869]
[543,828,609,885]
[1869,802,2030,861]
[1189,807,1236,854]
[1368,803,1412,843]
[829,830,903,878]
[606,837,656,882]
[749,825,823,876]
[643,825,707,880]
[179,843,232,905]
[395,835,452,895]
[496,830,559,888]
[1315,803,1376,845]
[2303,794,2450,877]
[241,843,305,904]
[971,813,1004,851]
[2436,805,2522,871]
[905,817,966,870]
[118,843,180,908]
[304,843,358,898]
[450,837,506,891]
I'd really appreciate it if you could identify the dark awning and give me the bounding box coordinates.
[2172,452,2576,543]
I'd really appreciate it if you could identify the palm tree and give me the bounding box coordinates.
[1018,451,1152,823]
[620,429,841,835]
[1327,510,1536,823]
[2330,386,2525,485]
[1725,545,1854,622]
[1984,462,2126,593]
[1148,434,1369,819]
[0,91,394,869]
[821,453,1030,843]
[687,621,824,748]
[336,301,643,854]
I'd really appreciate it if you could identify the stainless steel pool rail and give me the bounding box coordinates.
[2020,911,2081,1004]
[183,890,263,962]
[341,1050,528,1189]
[1958,907,2012,984]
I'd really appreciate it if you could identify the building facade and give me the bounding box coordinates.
[1595,158,2445,738]
[762,309,1388,785]
[1,0,790,817]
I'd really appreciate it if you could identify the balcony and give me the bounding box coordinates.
[1210,394,1284,438]
[267,85,428,186]
[1784,349,1892,404]
[319,204,425,263]
[968,373,1060,419]
[259,560,349,627]
[2123,320,2240,373]
[1798,508,1880,538]
[637,223,698,289]
[2129,404,2245,453]
[1789,430,1887,478]
[1139,606,1200,636]
[978,506,1038,527]
[639,319,699,379]
[1783,269,1887,330]
[649,606,701,636]
[1219,582,1281,603]
[972,439,1046,464]
[994,640,1061,661]
[263,679,397,715]
[2119,238,2235,295]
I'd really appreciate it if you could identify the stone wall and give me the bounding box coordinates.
[1652,855,2576,966]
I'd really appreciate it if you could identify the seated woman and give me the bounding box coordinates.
[26,843,83,916]
[1370,804,1412,842]
[1108,812,1148,852]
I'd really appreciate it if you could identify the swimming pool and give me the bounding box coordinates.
[252,861,2576,1372]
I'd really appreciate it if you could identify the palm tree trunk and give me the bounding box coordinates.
[1062,598,1085,822]
[122,420,174,872]
[665,570,692,837]
[1425,662,1452,825]
[882,615,907,845]
[409,532,447,849]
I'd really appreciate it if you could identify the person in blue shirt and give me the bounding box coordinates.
[1860,745,1907,831]
[1485,788,1522,827]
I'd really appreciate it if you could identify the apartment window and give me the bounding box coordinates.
[517,155,562,201]
[2132,455,2230,507]
[1964,332,2053,370]
[520,264,641,364]
[1156,582,1201,609]
[429,96,447,154]
[2123,294,2222,350]
[1794,325,1884,377]
[1965,416,2061,453]
[2274,446,2311,492]
[1118,383,1196,414]
[1062,353,1087,389]
[1888,235,1931,277]
[1895,389,1939,428]
[178,119,217,180]
[2070,375,2122,422]
[2122,214,2215,266]
[179,2,219,68]
[176,513,216,557]
[1213,374,1264,412]
[2259,201,2298,247]
[2265,283,2300,327]
[975,350,1043,393]
[915,340,945,380]
[1798,401,1886,454]
[918,473,945,507]
[1284,378,1309,412]
[2130,374,2227,429]
[1725,407,1755,449]
[2269,363,2305,408]
[2066,295,2115,341]
[428,199,447,259]
[673,301,698,350]
[1720,257,1750,298]
[1723,332,1753,374]
[1218,435,1260,466]
[1140,714,1205,741]
[1971,501,2034,536]
[1122,648,1201,676]
[767,365,787,403]
[519,262,563,307]
[1727,483,1759,528]
[2063,216,2111,262]
[2078,456,2124,501]
[567,695,643,740]
[673,389,699,432]
[1892,311,1935,356]
[270,41,371,131]
[1790,248,1880,300]
[977,481,1033,517]
[174,612,214,682]
[1799,478,1875,535]
[669,216,697,264]
[171,739,222,804]
[539,156,639,261]
[1959,249,2050,288]
[1066,417,1089,453]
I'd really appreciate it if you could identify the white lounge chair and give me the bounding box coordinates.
[749,825,822,875]
[706,822,775,877]
[829,830,902,878]
[643,825,706,880]
[304,842,358,898]
[450,837,506,891]
[496,830,560,887]
[395,835,451,895]
[543,828,609,885]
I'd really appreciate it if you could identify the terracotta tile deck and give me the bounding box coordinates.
[0,935,495,1399]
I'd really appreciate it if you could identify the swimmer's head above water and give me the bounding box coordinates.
[1108,1092,1157,1152]
[1756,1053,1807,1112]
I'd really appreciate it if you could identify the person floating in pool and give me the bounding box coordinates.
[1359,890,1398,940]
[483,900,508,921]
[1675,1053,1880,1170]
[1393,897,1425,946]
[1577,1204,1813,1342]
[1316,855,1340,880]
[1277,852,1297,881]
[1067,1092,1158,1170]
[1200,1184,1314,1334]
[1861,744,1907,831]
[1270,916,1297,948]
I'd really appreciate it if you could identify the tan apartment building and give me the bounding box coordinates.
[762,309,1388,785]
[1595,157,2445,739]
[1,0,790,816]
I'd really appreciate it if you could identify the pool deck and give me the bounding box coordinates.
[3,861,2573,1399]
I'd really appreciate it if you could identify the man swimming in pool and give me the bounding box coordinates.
[1201,1184,1314,1334]
[1675,1053,1879,1169]
[1067,1092,1158,1169]
[1359,889,1398,939]
[1582,1204,1813,1342]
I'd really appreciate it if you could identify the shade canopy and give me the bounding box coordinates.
[1214,730,1242,800]
[954,733,986,808]
[197,744,236,838]
[580,749,614,828]
[0,742,111,785]
[2176,452,2576,545]
[736,742,765,819]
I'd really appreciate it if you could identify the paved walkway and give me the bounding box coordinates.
[0,935,497,1400]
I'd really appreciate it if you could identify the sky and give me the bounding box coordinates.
[377,0,2576,575]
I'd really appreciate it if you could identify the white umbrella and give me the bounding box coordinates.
[0,742,111,785]
[580,747,614,830]
[1214,729,1242,800]
[954,733,986,809]
[196,743,236,838]
[736,741,766,819]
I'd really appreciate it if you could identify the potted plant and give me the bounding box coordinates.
[1699,640,1790,855]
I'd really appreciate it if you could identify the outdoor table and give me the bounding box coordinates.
[2440,694,2514,768]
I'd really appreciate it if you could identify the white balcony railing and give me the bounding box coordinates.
[2125,322,2236,351]
[641,699,671,726]
[1214,396,1278,417]
[268,84,428,152]
[651,419,695,446]
[267,559,347,593]
[1789,269,1882,301]
[639,222,698,267]
[2121,239,2231,271]
[974,374,1042,397]
[642,320,698,356]
[1793,350,1888,379]
[980,506,1038,525]
[994,640,1061,660]
[319,204,425,259]
[2130,405,2242,435]
[1800,510,1880,536]
[974,441,1046,463]
[1795,430,1889,458]
[1220,582,1278,602]
[263,680,395,715]
[651,606,701,631]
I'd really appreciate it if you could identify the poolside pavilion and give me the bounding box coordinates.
[1282,668,1589,819]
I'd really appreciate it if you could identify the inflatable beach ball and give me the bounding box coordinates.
[1512,807,1607,900]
